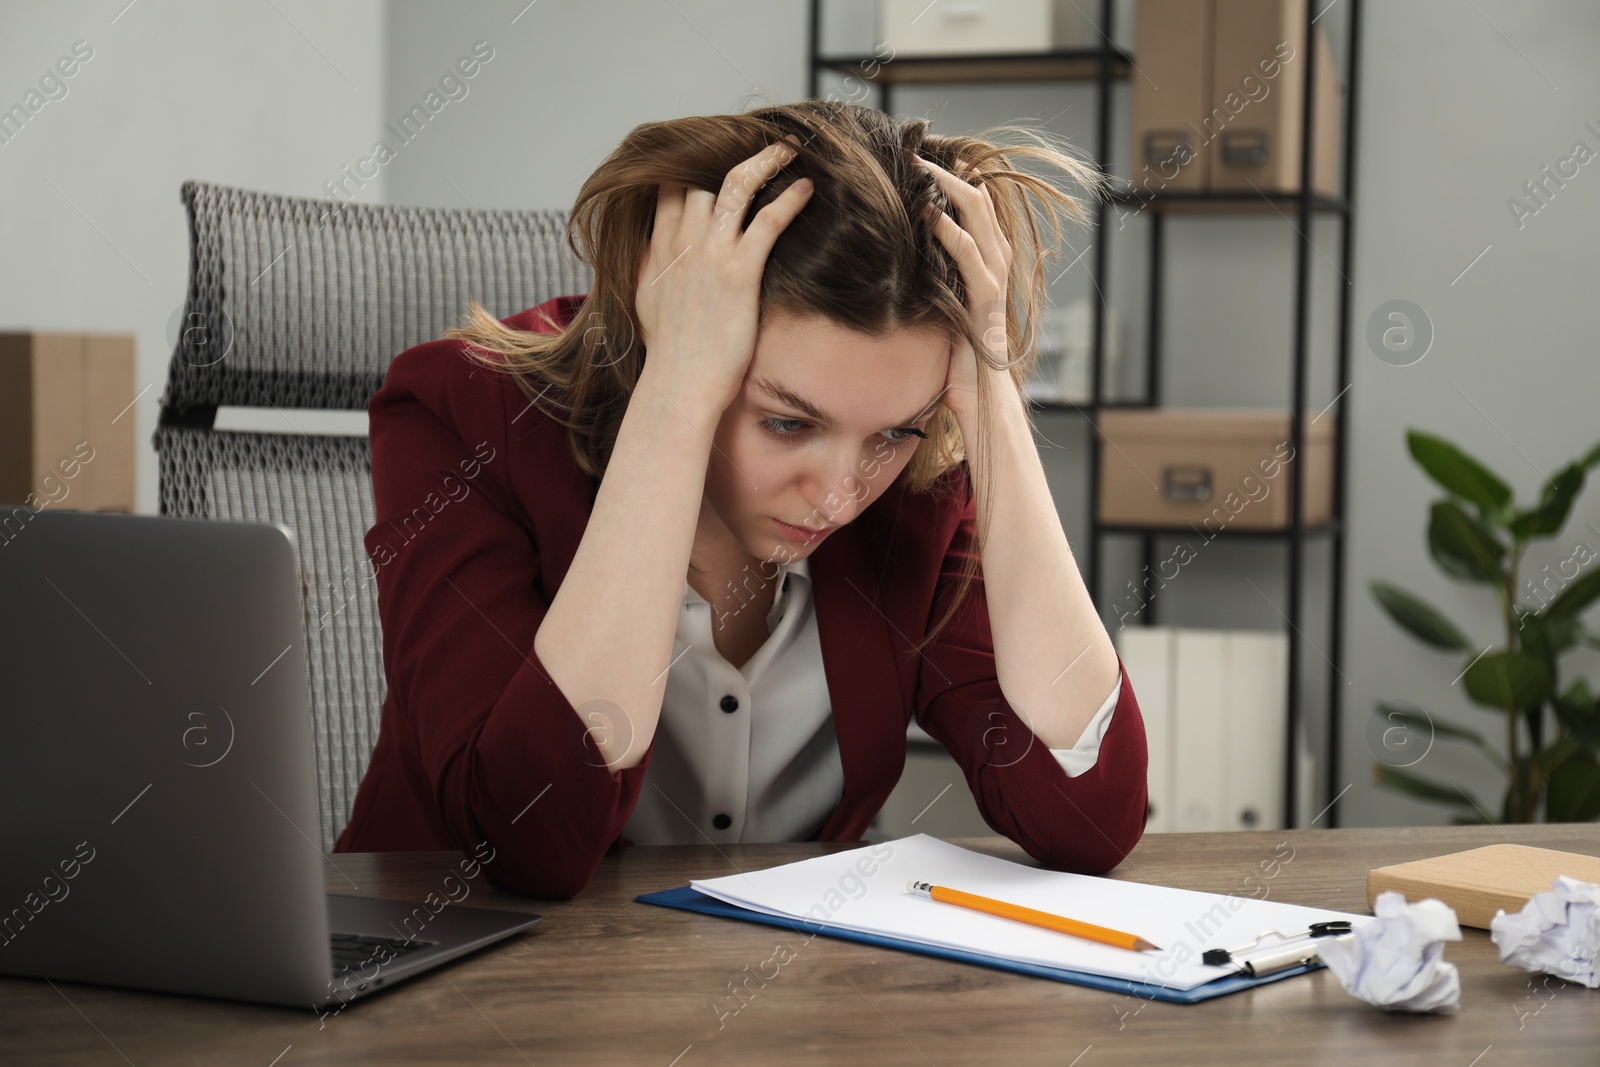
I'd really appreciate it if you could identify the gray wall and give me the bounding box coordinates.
[0,0,388,506]
[3,0,1596,830]
[1339,0,1600,826]
[382,0,813,210]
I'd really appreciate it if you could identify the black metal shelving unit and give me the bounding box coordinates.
[808,0,1361,830]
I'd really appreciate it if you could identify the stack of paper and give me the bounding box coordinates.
[690,834,1371,992]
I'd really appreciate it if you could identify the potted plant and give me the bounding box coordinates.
[1370,429,1600,823]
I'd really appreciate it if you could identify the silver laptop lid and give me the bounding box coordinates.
[0,507,332,1005]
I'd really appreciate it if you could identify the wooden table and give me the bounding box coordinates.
[4,824,1596,1065]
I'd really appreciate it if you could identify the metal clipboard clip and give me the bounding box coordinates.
[1201,921,1354,977]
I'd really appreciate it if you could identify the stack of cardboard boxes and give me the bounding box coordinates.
[1132,0,1342,198]
[0,332,138,539]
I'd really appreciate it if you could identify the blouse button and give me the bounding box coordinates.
[713,813,732,830]
[720,694,739,714]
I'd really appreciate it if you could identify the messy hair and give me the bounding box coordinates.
[443,98,1107,656]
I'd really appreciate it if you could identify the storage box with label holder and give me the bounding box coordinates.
[1096,408,1334,530]
[878,0,1096,56]
[1130,0,1215,193]
[1209,0,1341,197]
[1131,0,1342,199]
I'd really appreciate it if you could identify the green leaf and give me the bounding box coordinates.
[1407,430,1513,518]
[1560,677,1595,706]
[1373,763,1484,809]
[1545,567,1600,622]
[1374,701,1508,771]
[1509,464,1585,539]
[1428,500,1507,582]
[1507,757,1548,822]
[1580,439,1600,470]
[1518,609,1581,664]
[1544,749,1600,822]
[1553,680,1600,748]
[1371,581,1472,651]
[1462,650,1553,713]
[1537,735,1583,777]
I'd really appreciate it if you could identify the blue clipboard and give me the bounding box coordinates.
[636,885,1324,1004]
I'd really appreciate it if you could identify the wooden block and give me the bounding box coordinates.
[1367,843,1600,930]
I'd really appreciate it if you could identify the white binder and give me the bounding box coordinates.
[1113,625,1175,832]
[1116,626,1293,833]
[1225,631,1288,831]
[1174,630,1228,832]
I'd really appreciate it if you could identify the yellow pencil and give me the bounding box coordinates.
[908,880,1160,952]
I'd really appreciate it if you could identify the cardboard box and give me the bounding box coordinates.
[1208,0,1341,197]
[1130,0,1215,193]
[877,0,1095,56]
[0,332,137,514]
[1096,408,1334,530]
[1131,0,1342,199]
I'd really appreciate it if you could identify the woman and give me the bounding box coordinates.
[333,100,1148,899]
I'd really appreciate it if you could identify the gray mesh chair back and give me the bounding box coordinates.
[156,179,592,851]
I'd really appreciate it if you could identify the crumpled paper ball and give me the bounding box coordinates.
[1317,890,1463,1012]
[1489,875,1600,989]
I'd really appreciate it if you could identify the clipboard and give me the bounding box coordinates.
[636,884,1324,1004]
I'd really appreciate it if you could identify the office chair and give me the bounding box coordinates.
[156,179,592,851]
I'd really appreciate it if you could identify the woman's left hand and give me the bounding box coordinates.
[916,154,1017,425]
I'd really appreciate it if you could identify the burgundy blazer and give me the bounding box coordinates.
[334,293,1149,899]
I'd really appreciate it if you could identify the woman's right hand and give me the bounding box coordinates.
[635,137,814,423]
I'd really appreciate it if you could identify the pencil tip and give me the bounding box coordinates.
[1136,938,1160,952]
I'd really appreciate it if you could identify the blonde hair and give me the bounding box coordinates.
[444,98,1106,656]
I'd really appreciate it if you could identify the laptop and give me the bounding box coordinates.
[0,507,540,1011]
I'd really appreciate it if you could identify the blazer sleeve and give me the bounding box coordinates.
[364,341,654,899]
[911,469,1148,876]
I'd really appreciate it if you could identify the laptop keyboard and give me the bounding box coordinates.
[330,932,434,975]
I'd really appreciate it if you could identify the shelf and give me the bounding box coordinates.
[810,0,1363,831]
[817,47,1132,86]
[1107,187,1349,215]
[1022,388,1152,412]
[1023,394,1344,418]
[1097,520,1342,540]
[1023,381,1093,410]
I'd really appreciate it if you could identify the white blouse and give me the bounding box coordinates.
[619,555,1121,846]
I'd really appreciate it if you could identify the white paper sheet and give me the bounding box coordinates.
[691,834,1374,991]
